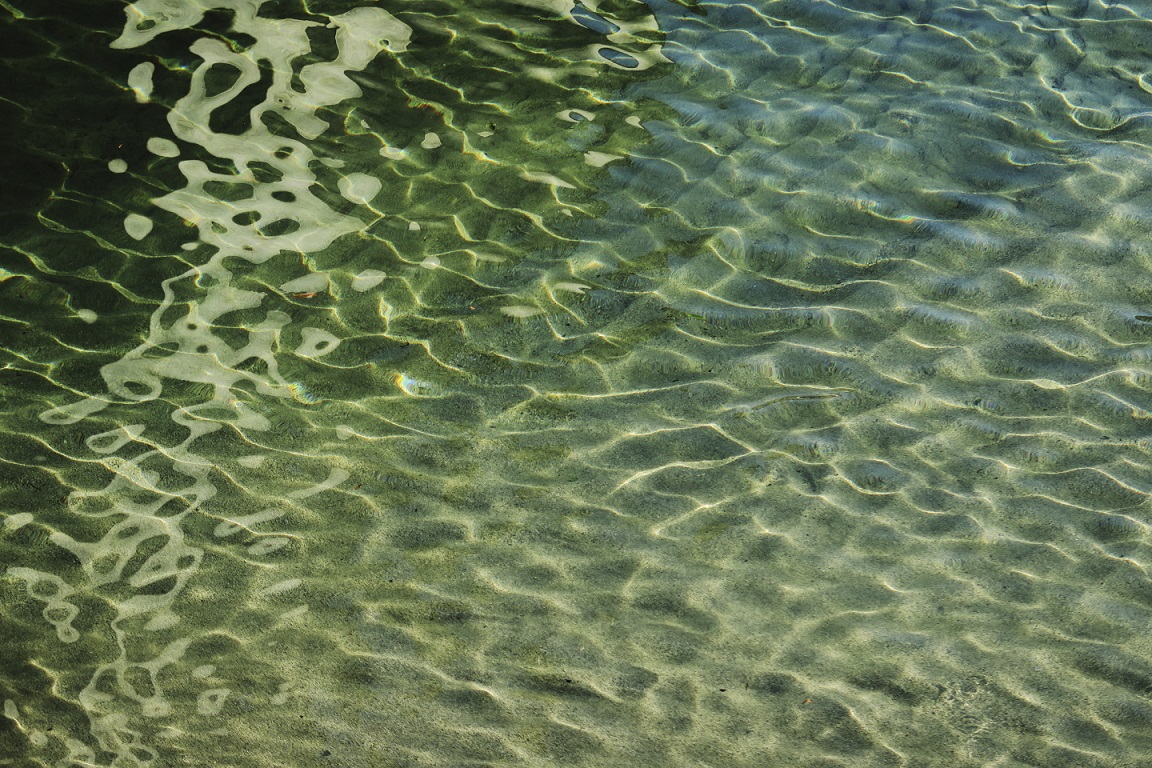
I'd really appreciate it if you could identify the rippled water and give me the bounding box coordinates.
[4,0,1152,765]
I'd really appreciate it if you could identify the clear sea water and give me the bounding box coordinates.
[4,0,1152,765]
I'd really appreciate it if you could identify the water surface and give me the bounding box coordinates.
[3,0,1152,766]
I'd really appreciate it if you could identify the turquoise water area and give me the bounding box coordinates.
[3,0,1152,765]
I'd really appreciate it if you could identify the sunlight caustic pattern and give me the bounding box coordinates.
[10,0,1152,765]
[8,0,669,763]
[17,2,409,763]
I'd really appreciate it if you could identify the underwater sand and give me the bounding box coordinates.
[3,0,1152,765]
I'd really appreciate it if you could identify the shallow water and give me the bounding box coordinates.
[3,0,1152,765]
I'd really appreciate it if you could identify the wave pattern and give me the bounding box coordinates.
[3,0,1152,766]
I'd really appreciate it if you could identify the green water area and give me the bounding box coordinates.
[3,0,1152,765]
